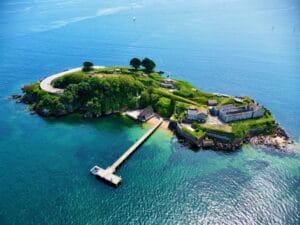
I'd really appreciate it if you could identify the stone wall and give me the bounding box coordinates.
[205,131,233,143]
[175,125,202,147]
[220,110,253,122]
[252,107,264,118]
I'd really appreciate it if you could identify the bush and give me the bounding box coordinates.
[149,72,162,81]
[35,94,65,115]
[86,97,101,114]
[22,83,47,103]
[153,89,197,105]
[174,87,194,98]
[155,97,174,117]
[52,72,88,88]
[140,91,151,108]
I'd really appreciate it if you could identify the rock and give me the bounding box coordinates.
[9,94,22,100]
[38,108,50,117]
[249,127,292,151]
[84,111,102,118]
[104,109,112,115]
[84,112,93,118]
[20,93,35,104]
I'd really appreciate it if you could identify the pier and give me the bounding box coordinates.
[90,118,163,186]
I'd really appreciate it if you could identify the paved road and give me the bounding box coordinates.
[40,66,104,94]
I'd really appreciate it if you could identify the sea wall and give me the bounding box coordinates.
[175,125,203,147]
[170,122,243,150]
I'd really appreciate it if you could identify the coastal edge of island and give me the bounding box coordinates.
[11,58,293,151]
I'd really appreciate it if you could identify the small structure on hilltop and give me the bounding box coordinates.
[161,78,175,89]
[138,106,154,122]
[208,99,217,106]
[233,97,244,103]
[210,103,265,123]
[186,107,208,123]
[213,93,231,98]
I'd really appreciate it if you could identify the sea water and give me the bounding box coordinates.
[0,0,299,224]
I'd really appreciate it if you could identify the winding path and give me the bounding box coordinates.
[40,66,105,94]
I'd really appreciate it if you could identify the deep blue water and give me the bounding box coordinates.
[0,0,299,224]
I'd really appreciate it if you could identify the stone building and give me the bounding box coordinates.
[160,78,175,89]
[210,104,264,123]
[186,108,208,123]
[208,99,217,106]
[138,106,154,122]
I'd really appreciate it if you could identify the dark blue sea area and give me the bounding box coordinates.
[0,0,299,224]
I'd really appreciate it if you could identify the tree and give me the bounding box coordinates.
[155,97,174,117]
[141,58,156,73]
[140,91,151,108]
[130,58,142,70]
[86,97,101,114]
[82,61,94,72]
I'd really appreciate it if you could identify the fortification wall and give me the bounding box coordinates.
[220,110,253,122]
[175,124,202,147]
[252,108,265,118]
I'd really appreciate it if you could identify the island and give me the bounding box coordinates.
[18,58,292,151]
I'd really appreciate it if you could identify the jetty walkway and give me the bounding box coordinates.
[40,66,104,94]
[90,117,163,186]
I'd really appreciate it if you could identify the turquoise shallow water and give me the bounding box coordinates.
[0,0,300,224]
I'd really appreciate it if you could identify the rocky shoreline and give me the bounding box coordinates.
[177,130,293,151]
[249,127,293,151]
[11,92,293,152]
[170,120,293,151]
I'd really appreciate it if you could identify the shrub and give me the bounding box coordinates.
[52,72,88,88]
[155,97,174,117]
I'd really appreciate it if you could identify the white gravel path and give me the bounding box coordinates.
[40,66,105,94]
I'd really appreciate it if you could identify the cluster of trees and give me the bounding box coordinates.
[23,75,144,117]
[130,57,156,72]
[139,89,174,117]
[53,72,88,88]
[22,59,193,118]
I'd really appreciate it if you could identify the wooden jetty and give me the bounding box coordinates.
[90,118,163,186]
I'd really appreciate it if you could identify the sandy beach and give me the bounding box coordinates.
[146,115,171,134]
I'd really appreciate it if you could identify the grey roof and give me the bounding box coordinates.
[139,106,154,117]
[208,100,217,105]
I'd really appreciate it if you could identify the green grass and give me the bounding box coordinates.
[182,127,205,139]
[52,71,89,88]
[192,123,233,136]
[154,88,199,105]
[230,111,277,138]
[24,64,278,141]
[184,110,277,140]
[218,97,236,106]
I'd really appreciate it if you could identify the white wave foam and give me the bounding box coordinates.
[37,4,142,31]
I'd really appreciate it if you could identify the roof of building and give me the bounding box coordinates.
[187,109,198,115]
[214,104,235,110]
[139,106,154,117]
[162,78,175,84]
[198,107,208,115]
[188,107,207,115]
[233,97,244,103]
[208,99,217,105]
